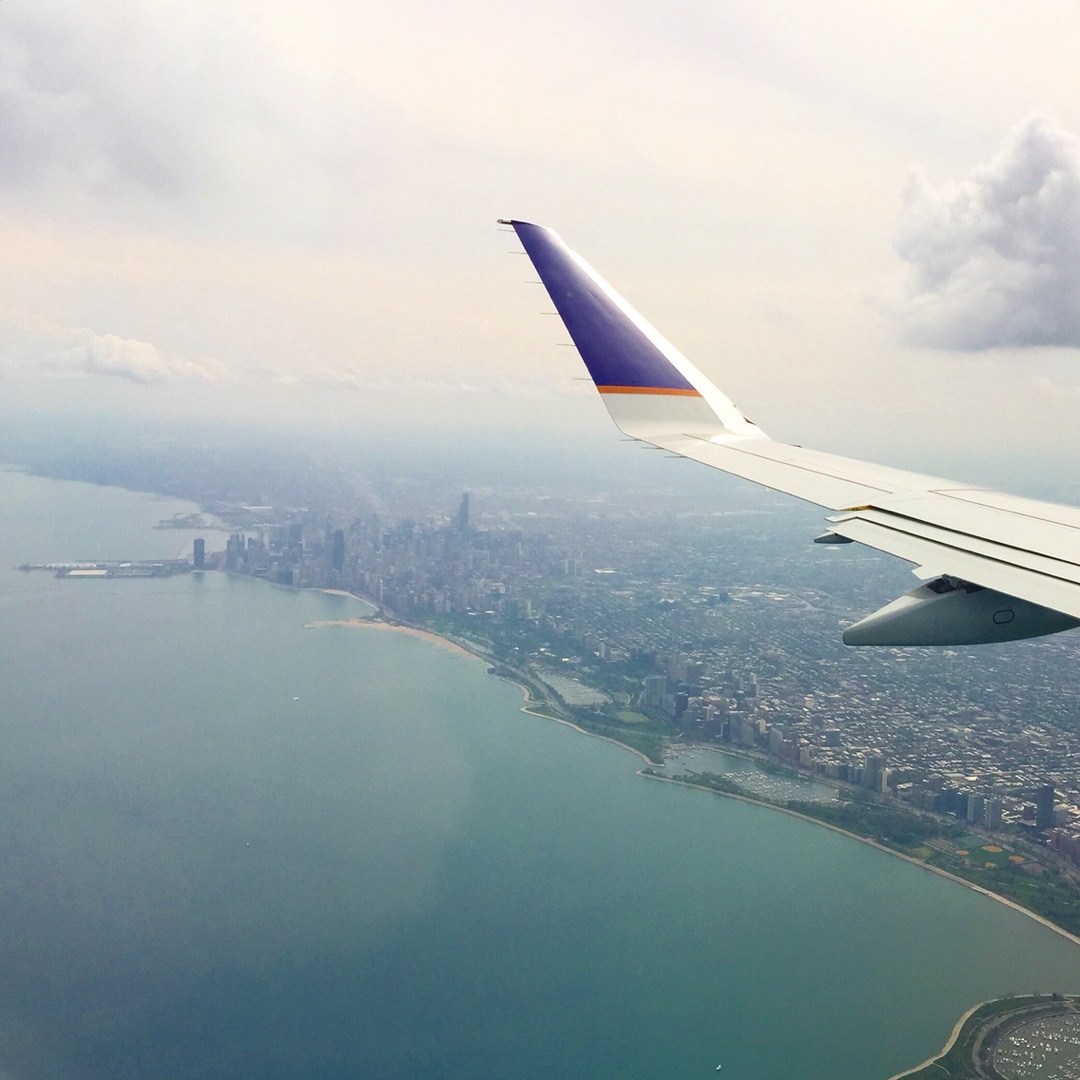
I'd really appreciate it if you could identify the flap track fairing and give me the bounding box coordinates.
[842,577,1080,646]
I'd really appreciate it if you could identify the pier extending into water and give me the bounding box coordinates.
[18,560,192,578]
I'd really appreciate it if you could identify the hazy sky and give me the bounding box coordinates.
[3,0,1080,470]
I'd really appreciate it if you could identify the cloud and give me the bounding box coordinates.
[265,367,588,401]
[296,368,485,395]
[68,332,226,384]
[0,3,364,240]
[0,5,205,206]
[1032,373,1080,400]
[0,311,228,384]
[893,113,1080,350]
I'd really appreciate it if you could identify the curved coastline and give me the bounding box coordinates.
[640,771,1080,950]
[311,607,1080,952]
[516,698,657,766]
[333,599,493,663]
[305,616,482,661]
[883,999,990,1080]
[307,606,663,764]
[13,466,1080,1077]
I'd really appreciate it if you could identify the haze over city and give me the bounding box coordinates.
[2,0,1080,477]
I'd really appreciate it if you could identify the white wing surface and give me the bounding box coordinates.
[501,219,1080,646]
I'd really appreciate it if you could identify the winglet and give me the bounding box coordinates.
[505,220,766,442]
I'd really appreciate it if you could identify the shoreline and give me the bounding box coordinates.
[640,771,1080,950]
[348,611,1080,1076]
[517,698,657,766]
[883,999,990,1080]
[305,605,660,765]
[306,602,1080,952]
[304,616,483,663]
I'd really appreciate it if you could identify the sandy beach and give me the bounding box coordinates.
[304,618,373,629]
[304,616,485,663]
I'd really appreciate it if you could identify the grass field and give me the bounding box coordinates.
[952,836,1018,868]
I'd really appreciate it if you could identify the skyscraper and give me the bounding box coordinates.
[332,529,345,572]
[1035,784,1056,830]
[456,493,470,533]
[193,538,205,569]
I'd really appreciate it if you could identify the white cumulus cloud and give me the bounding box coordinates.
[0,310,228,384]
[293,368,492,396]
[893,113,1080,350]
[70,331,225,383]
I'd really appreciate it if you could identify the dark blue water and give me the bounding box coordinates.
[3,467,1080,1080]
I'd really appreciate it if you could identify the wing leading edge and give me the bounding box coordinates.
[501,219,1080,645]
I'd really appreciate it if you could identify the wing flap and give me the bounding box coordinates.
[835,505,1080,584]
[866,489,1080,567]
[830,516,1080,620]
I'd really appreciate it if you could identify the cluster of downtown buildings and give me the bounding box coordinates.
[199,480,1080,866]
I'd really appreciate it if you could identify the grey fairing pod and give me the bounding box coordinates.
[843,578,1080,647]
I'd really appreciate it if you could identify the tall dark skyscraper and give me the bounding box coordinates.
[456,493,470,533]
[193,538,205,569]
[1035,784,1056,829]
[332,529,345,571]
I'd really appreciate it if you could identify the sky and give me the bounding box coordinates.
[3,0,1080,478]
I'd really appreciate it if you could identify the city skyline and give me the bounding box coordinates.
[25,429,1077,887]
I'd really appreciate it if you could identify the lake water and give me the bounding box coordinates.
[3,466,1080,1080]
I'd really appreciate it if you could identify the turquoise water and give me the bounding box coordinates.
[4,468,1080,1079]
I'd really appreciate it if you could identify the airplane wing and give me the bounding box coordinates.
[500,219,1080,646]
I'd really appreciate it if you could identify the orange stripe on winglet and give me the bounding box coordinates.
[597,386,702,397]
